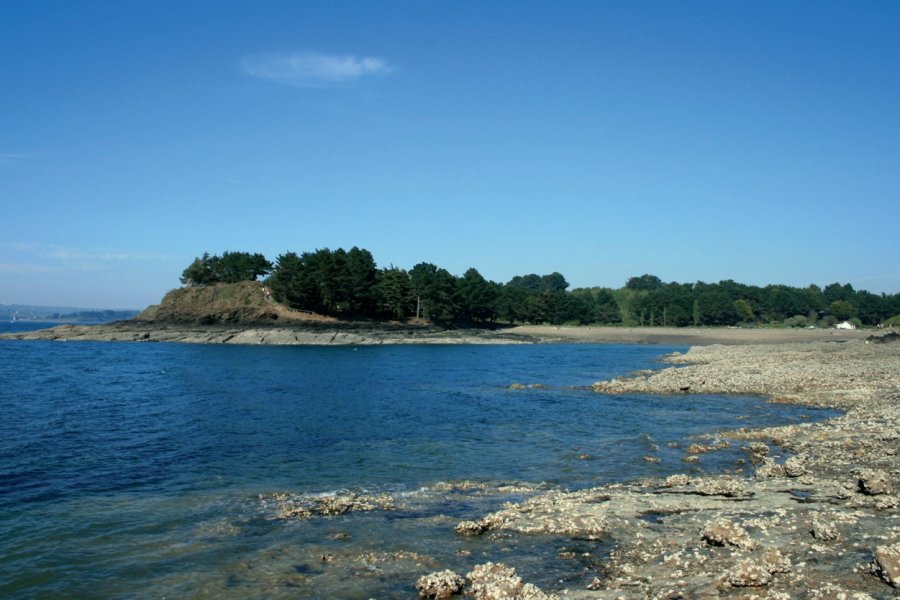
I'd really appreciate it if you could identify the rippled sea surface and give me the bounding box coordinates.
[0,323,838,598]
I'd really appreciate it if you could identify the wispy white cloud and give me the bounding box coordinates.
[0,152,33,164]
[3,242,178,271]
[0,262,57,274]
[241,51,394,87]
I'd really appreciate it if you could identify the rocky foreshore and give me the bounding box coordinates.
[418,336,900,598]
[1,320,877,346]
[0,320,535,345]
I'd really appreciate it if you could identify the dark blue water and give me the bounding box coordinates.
[0,327,838,598]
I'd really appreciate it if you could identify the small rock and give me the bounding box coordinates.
[874,542,900,588]
[686,443,714,454]
[755,458,785,478]
[702,518,755,551]
[694,478,751,498]
[662,474,690,487]
[509,383,526,390]
[454,520,486,536]
[811,519,839,541]
[807,583,876,599]
[875,495,899,510]
[465,562,558,600]
[761,548,791,574]
[859,469,893,496]
[748,442,770,456]
[643,455,661,463]
[783,456,807,477]
[725,559,771,587]
[415,569,465,598]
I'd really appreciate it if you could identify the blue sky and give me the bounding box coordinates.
[2,1,899,309]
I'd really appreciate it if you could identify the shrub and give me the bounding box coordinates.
[885,314,900,327]
[784,315,809,328]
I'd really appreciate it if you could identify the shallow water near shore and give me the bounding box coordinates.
[0,328,840,598]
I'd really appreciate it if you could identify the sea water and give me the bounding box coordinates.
[0,325,838,598]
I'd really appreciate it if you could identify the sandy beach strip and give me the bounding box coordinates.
[506,324,874,346]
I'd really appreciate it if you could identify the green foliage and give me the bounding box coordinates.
[500,273,577,324]
[570,288,621,324]
[268,247,377,317]
[625,274,663,291]
[409,262,457,321]
[456,268,498,323]
[784,315,811,328]
[375,267,412,320]
[733,299,755,322]
[824,282,855,303]
[177,247,900,328]
[181,251,272,286]
[693,284,741,326]
[884,314,900,327]
[827,299,855,321]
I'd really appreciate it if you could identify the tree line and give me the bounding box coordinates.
[181,250,900,327]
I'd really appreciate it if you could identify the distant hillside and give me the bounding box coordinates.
[2,304,140,323]
[136,281,335,324]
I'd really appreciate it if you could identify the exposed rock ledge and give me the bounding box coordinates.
[442,337,900,598]
[0,320,534,345]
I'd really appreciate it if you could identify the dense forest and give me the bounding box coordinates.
[180,250,900,327]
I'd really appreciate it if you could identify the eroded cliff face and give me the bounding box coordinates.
[135,281,334,324]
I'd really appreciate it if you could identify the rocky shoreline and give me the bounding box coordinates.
[0,320,535,345]
[0,320,876,346]
[418,336,900,598]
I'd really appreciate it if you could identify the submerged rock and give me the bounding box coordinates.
[748,442,770,456]
[261,491,395,520]
[454,520,487,537]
